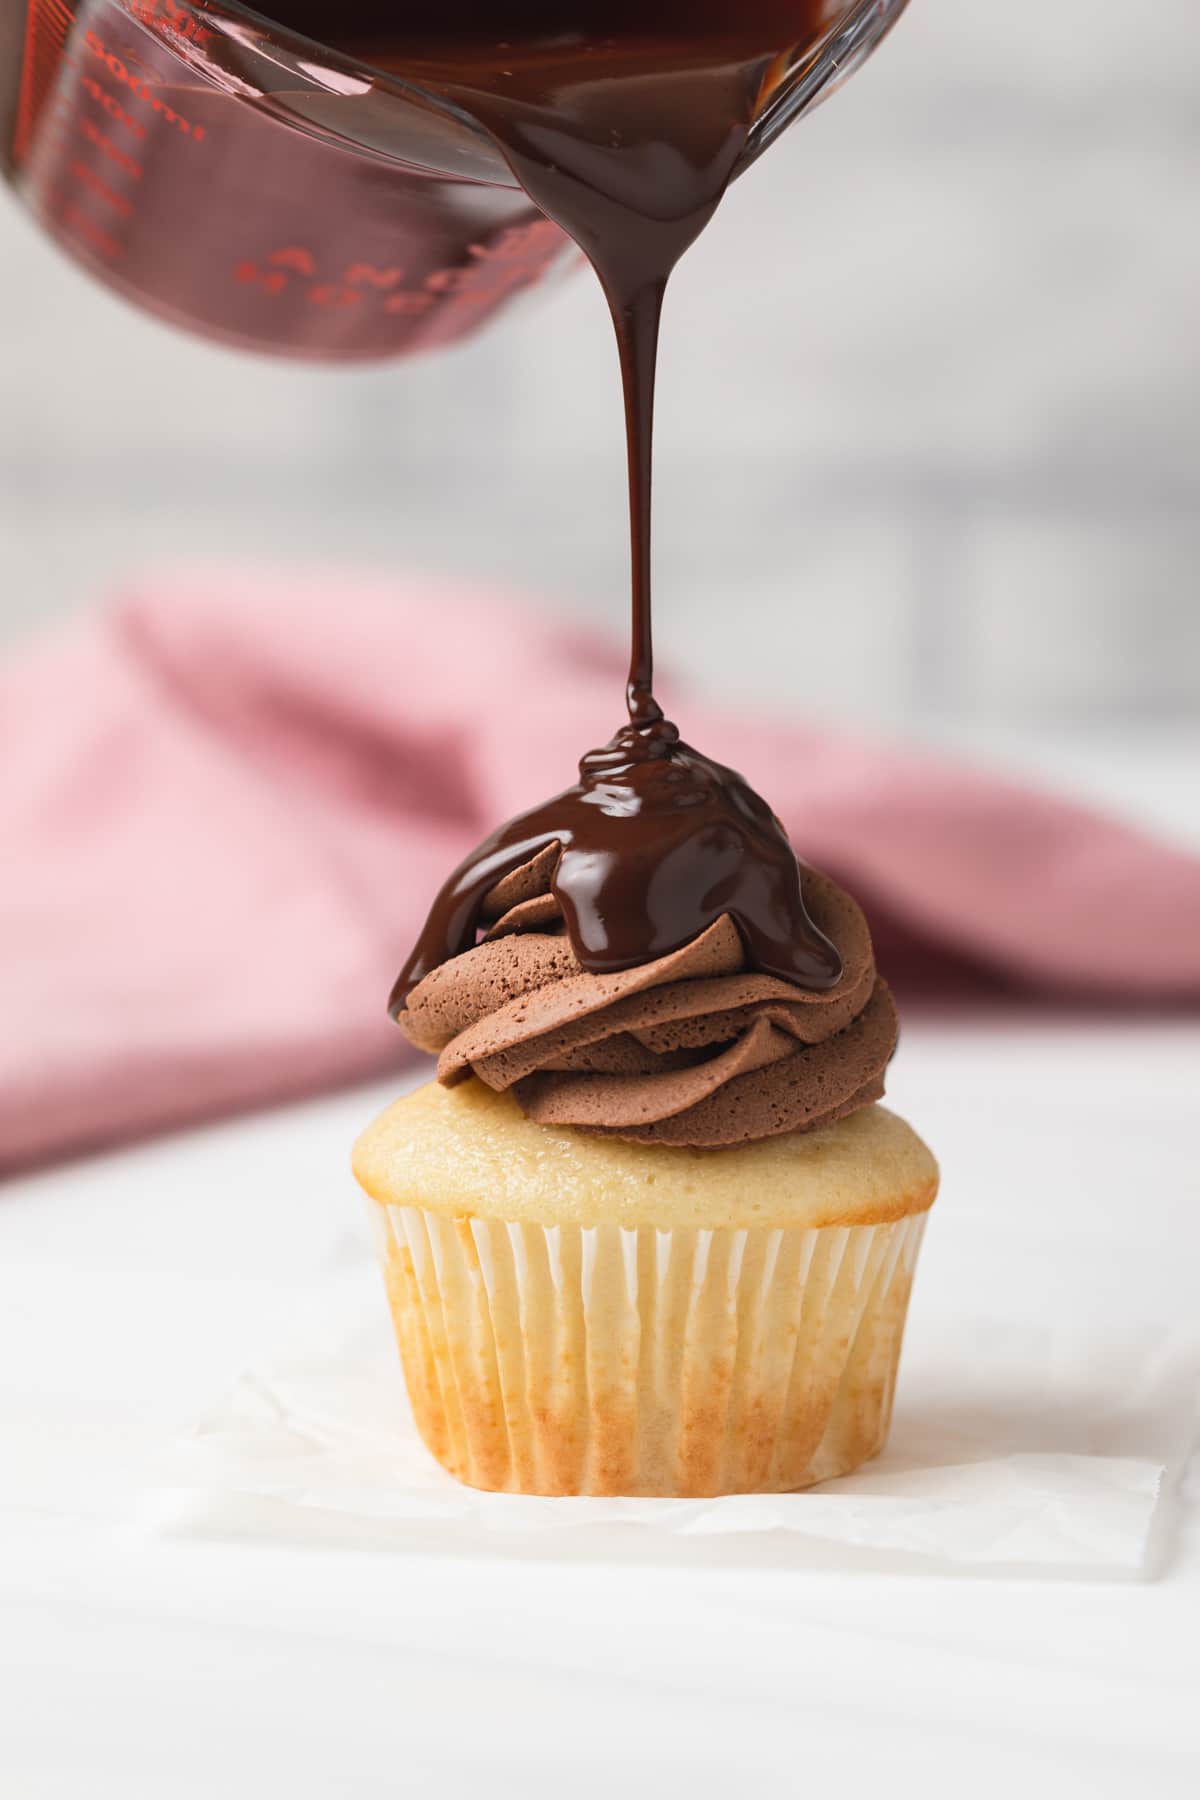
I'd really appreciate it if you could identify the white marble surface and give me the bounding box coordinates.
[2,1006,1199,1799]
[2,735,1199,1798]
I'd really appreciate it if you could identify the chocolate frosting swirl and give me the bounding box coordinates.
[399,850,897,1148]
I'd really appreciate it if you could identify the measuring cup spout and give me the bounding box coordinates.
[742,0,910,169]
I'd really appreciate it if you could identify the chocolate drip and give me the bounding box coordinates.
[349,10,805,729]
[389,718,841,1012]
[323,5,856,1008]
[422,33,762,731]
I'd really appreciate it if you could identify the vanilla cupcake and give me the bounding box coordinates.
[353,801,938,1497]
[355,1081,934,1496]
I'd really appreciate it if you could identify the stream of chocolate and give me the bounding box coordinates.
[274,3,849,1006]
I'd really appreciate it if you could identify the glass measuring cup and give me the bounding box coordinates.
[0,0,909,361]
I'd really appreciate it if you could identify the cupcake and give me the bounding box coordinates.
[353,718,938,1498]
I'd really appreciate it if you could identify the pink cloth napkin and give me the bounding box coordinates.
[4,571,1199,1171]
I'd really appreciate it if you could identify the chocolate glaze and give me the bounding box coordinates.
[389,717,842,1012]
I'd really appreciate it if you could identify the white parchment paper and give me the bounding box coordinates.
[148,1269,1193,1573]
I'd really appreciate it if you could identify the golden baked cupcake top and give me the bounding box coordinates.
[353,1080,937,1231]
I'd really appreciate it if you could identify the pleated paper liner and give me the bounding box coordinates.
[369,1203,927,1497]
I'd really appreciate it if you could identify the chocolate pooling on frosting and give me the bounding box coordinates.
[384,6,899,1144]
[390,717,842,1012]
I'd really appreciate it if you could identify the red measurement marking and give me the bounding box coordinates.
[230,249,544,318]
[422,264,540,299]
[128,0,213,51]
[268,247,317,276]
[456,286,507,307]
[345,263,406,290]
[41,0,74,40]
[260,253,410,289]
[77,114,143,178]
[56,194,122,260]
[383,292,434,317]
[309,285,362,309]
[67,156,133,217]
[78,74,147,140]
[424,268,482,294]
[83,30,205,141]
[235,261,289,295]
[13,0,74,163]
[469,221,561,263]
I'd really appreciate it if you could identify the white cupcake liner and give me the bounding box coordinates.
[369,1203,927,1497]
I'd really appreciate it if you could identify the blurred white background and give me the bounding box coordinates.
[1,0,1197,757]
